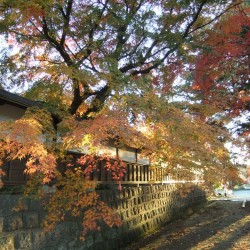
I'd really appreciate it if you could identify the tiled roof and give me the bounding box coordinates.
[0,89,42,109]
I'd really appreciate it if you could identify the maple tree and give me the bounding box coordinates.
[0,0,239,119]
[0,0,243,238]
[189,0,250,139]
[181,0,250,181]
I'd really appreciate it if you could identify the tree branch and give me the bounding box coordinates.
[182,0,209,38]
[42,16,73,66]
[81,85,110,119]
[119,0,213,76]
[59,0,73,46]
[131,45,179,75]
[77,0,110,66]
[188,1,243,35]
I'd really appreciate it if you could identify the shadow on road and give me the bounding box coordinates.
[123,200,250,250]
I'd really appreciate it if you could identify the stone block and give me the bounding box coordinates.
[85,235,94,249]
[0,233,14,250]
[0,195,21,216]
[122,189,127,198]
[93,231,103,244]
[127,189,132,198]
[123,201,128,209]
[69,221,80,234]
[139,197,143,204]
[0,185,208,250]
[31,228,47,249]
[112,190,120,200]
[68,238,78,249]
[93,242,105,250]
[14,230,33,249]
[130,188,135,196]
[27,198,43,212]
[105,238,120,250]
[111,200,118,209]
[120,231,132,245]
[3,214,23,232]
[23,211,39,229]
[44,229,61,244]
[55,244,68,250]
[0,217,3,233]
[75,241,93,250]
[45,222,78,244]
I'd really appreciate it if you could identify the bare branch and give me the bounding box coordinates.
[41,16,73,66]
[188,1,243,35]
[77,0,110,66]
[182,0,209,38]
[59,0,73,46]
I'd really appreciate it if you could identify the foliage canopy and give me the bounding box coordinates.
[0,0,245,238]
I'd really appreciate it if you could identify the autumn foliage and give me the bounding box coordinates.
[192,2,250,115]
[0,107,129,238]
[0,0,246,239]
[25,169,122,241]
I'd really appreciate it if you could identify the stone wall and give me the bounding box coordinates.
[0,184,207,250]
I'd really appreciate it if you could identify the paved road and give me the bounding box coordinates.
[123,200,250,250]
[216,189,250,200]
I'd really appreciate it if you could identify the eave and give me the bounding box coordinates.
[0,89,42,109]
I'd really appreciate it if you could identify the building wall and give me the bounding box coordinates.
[0,103,150,186]
[0,184,207,250]
[0,103,26,121]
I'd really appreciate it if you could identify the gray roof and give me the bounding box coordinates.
[0,89,42,109]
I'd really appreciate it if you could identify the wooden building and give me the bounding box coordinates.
[0,89,43,186]
[0,89,168,187]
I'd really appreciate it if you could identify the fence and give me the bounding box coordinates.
[63,153,174,185]
[81,162,172,185]
[0,155,174,187]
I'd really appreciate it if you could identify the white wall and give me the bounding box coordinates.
[0,103,25,121]
[118,147,136,163]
